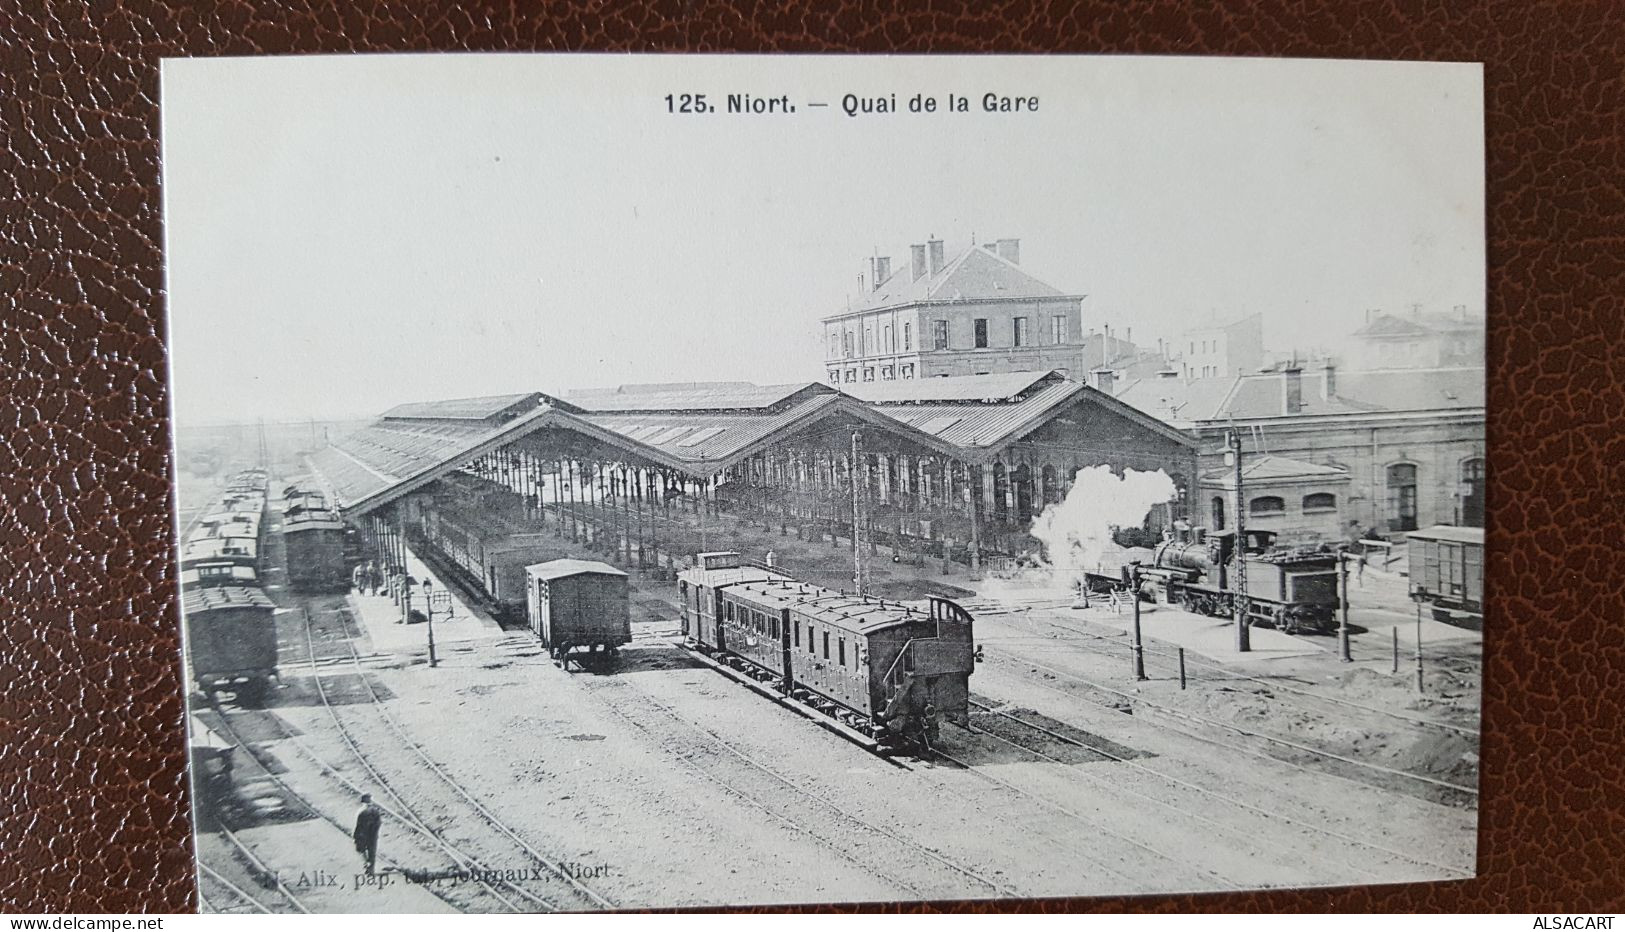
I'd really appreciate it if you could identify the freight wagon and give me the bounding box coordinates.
[524,559,632,670]
[1407,525,1484,624]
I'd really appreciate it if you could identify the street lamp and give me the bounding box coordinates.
[1130,563,1147,681]
[422,578,439,668]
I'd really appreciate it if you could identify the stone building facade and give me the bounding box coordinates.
[822,238,1087,385]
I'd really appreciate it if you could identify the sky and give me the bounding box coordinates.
[162,55,1484,425]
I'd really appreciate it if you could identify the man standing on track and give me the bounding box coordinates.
[353,793,382,875]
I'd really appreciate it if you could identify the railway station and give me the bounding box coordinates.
[304,371,1200,610]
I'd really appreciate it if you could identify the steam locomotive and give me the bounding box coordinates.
[1085,527,1341,635]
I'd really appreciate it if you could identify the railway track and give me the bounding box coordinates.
[207,698,532,913]
[299,606,616,912]
[980,617,1480,805]
[1015,605,1480,738]
[210,824,311,914]
[988,645,1478,805]
[953,701,1395,887]
[962,699,1471,881]
[573,670,1015,902]
[198,862,275,915]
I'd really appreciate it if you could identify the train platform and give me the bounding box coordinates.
[345,545,506,656]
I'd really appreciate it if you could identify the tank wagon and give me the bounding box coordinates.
[1084,527,1340,635]
[183,585,279,706]
[680,552,977,753]
[524,559,632,670]
[1406,525,1483,625]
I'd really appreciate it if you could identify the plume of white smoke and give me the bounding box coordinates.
[1028,466,1177,586]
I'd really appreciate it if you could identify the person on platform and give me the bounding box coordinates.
[352,563,365,594]
[365,561,380,596]
[353,793,382,875]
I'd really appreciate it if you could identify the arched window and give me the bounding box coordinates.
[1211,496,1226,530]
[1386,463,1419,532]
[1302,492,1337,513]
[1249,496,1286,516]
[1460,458,1485,527]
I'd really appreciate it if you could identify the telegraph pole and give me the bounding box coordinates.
[850,430,866,596]
[1231,431,1251,653]
[1338,551,1353,662]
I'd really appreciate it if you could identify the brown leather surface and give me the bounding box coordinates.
[2,0,1623,915]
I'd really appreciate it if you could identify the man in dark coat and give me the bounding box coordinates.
[353,793,382,875]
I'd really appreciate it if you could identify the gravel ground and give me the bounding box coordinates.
[196,508,1478,911]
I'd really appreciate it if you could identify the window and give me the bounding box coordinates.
[863,329,872,356]
[822,631,830,659]
[828,370,840,384]
[973,318,989,348]
[844,369,856,383]
[1386,463,1419,532]
[901,364,914,379]
[793,621,800,647]
[1189,341,1195,355]
[838,638,846,667]
[828,334,839,358]
[881,366,895,380]
[1051,315,1067,344]
[883,325,893,351]
[903,322,912,351]
[1249,496,1286,516]
[1013,317,1029,347]
[1460,458,1485,527]
[863,368,875,382]
[843,332,853,358]
[932,320,949,350]
[1303,492,1337,513]
[807,624,815,654]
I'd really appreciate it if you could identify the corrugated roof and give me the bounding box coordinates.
[841,370,1060,404]
[848,244,1070,315]
[874,380,1084,448]
[381,392,544,422]
[582,393,851,465]
[1115,367,1484,426]
[182,586,277,614]
[727,579,929,634]
[526,559,629,581]
[567,382,831,412]
[1407,525,1484,545]
[309,404,691,517]
[1353,312,1483,338]
[1203,455,1353,484]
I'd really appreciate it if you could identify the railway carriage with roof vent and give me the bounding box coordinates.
[182,585,279,706]
[679,551,977,752]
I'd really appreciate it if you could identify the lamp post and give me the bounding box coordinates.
[1410,584,1425,694]
[422,578,439,668]
[1130,564,1147,681]
[1229,431,1251,653]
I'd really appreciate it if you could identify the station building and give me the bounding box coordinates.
[1116,363,1485,534]
[306,373,1199,611]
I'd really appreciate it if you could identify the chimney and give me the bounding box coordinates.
[1090,368,1116,395]
[910,244,927,281]
[927,237,944,275]
[995,238,1021,265]
[873,256,891,289]
[1323,360,1337,399]
[1284,366,1304,414]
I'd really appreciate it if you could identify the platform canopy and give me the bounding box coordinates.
[848,370,1197,460]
